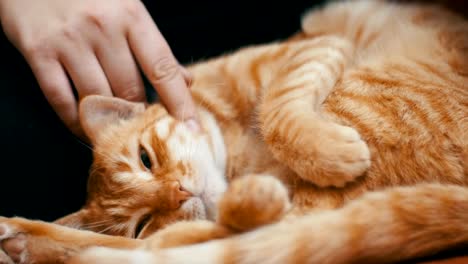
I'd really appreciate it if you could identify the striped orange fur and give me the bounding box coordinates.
[0,0,467,263]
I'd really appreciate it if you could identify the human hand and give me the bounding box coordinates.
[0,0,198,140]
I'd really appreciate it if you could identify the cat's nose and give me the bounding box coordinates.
[169,181,193,209]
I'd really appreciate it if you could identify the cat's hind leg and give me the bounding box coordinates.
[68,184,468,264]
[259,36,370,187]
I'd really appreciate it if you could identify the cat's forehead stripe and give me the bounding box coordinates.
[150,127,171,165]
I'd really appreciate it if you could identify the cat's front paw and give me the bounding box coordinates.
[271,121,371,188]
[0,218,31,264]
[317,123,371,186]
[217,175,291,231]
[300,123,371,187]
[0,217,73,264]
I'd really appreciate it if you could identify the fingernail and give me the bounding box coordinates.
[185,118,201,133]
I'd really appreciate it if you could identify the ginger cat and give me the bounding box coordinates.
[1,0,467,263]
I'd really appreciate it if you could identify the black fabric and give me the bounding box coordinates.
[0,1,322,221]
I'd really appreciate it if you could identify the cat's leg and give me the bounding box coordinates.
[141,220,230,249]
[0,217,141,264]
[259,36,370,187]
[66,175,293,264]
[69,184,468,264]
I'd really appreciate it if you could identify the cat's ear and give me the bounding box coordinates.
[79,95,145,143]
[54,209,89,229]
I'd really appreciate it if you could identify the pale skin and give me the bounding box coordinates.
[0,0,199,140]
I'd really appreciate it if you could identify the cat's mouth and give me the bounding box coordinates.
[182,185,220,221]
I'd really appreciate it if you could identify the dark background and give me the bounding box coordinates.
[0,1,323,221]
[0,1,467,262]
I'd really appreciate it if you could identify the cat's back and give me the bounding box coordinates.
[316,0,468,186]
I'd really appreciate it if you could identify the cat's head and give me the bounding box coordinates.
[56,95,227,239]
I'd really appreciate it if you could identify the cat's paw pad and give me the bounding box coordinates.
[217,175,291,231]
[0,249,14,264]
[2,234,27,264]
[0,222,27,264]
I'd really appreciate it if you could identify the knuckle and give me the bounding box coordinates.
[20,35,54,58]
[118,83,144,101]
[81,9,111,33]
[123,0,144,20]
[40,81,74,109]
[22,41,45,57]
[85,14,105,30]
[149,57,180,84]
[59,25,81,42]
[45,89,71,108]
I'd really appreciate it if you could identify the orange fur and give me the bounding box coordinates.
[0,0,467,263]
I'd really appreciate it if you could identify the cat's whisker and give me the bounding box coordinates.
[77,218,117,231]
[81,218,114,226]
[73,137,93,151]
[96,222,130,235]
[73,133,120,163]
[80,220,115,230]
[96,224,118,235]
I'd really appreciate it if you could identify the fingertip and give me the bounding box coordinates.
[151,72,198,122]
[184,118,201,133]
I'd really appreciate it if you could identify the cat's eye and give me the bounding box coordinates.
[140,148,152,170]
[135,214,151,238]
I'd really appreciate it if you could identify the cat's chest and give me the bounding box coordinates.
[220,121,281,181]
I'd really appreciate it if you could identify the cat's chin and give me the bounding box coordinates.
[181,197,209,221]
[179,190,220,222]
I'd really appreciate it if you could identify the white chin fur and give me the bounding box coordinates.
[165,110,228,221]
[181,197,207,220]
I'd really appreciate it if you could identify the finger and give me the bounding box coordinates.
[27,57,84,138]
[180,66,193,88]
[94,35,146,102]
[126,3,198,123]
[58,44,113,100]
